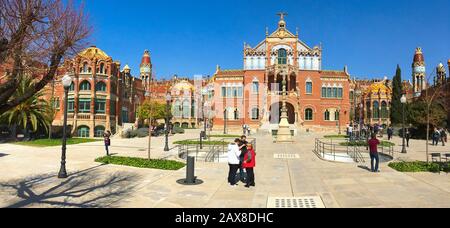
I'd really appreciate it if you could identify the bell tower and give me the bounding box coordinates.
[412,47,426,97]
[140,50,152,90]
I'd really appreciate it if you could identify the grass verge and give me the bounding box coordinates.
[14,138,100,147]
[95,156,185,170]
[173,140,229,146]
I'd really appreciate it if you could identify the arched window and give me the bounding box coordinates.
[94,126,105,138]
[96,81,106,92]
[381,101,388,118]
[306,81,313,94]
[234,109,239,120]
[252,81,259,94]
[79,80,91,91]
[251,108,259,120]
[335,110,340,121]
[324,110,330,121]
[321,87,327,97]
[278,49,287,65]
[82,62,89,73]
[99,63,105,74]
[182,100,190,118]
[305,108,313,121]
[77,126,90,138]
[173,100,182,118]
[373,101,380,119]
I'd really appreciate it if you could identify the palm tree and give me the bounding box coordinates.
[0,76,52,139]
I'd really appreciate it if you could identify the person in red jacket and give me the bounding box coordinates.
[243,143,256,188]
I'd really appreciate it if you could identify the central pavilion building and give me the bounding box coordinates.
[211,15,351,133]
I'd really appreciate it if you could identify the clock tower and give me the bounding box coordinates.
[140,50,152,91]
[412,47,426,97]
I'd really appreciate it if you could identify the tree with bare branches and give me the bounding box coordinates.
[422,69,447,162]
[0,0,91,114]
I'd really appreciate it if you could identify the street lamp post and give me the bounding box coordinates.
[58,74,72,179]
[164,93,172,152]
[203,101,207,140]
[337,108,341,135]
[401,94,407,154]
[145,91,152,160]
[224,109,227,135]
[359,103,364,139]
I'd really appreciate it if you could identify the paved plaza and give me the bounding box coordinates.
[0,130,450,208]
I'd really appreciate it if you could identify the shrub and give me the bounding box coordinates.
[339,141,395,147]
[388,161,444,173]
[172,126,185,134]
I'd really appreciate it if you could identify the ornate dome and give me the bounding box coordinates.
[172,80,194,91]
[365,81,391,95]
[437,62,445,73]
[78,46,111,61]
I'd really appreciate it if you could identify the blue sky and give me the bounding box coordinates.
[83,0,450,81]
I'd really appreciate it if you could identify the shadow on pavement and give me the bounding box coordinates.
[357,165,372,172]
[0,153,9,158]
[0,165,140,208]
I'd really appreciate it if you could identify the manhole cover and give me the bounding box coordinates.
[267,196,325,208]
[274,154,300,159]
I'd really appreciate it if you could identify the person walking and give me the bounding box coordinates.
[103,130,111,156]
[238,135,248,182]
[348,124,353,141]
[405,128,411,147]
[368,133,380,173]
[440,128,446,146]
[243,143,256,188]
[227,138,242,187]
[433,128,440,146]
[387,126,393,141]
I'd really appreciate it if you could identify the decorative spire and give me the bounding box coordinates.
[277,12,287,28]
[265,27,269,36]
[413,47,425,63]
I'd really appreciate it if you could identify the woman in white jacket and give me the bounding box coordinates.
[227,138,242,186]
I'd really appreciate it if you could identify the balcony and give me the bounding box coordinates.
[78,114,91,120]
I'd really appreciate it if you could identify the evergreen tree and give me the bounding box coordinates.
[390,65,403,124]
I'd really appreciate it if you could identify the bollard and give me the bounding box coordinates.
[186,156,196,184]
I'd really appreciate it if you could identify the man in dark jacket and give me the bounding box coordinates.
[238,135,248,182]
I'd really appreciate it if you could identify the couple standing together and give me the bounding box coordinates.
[227,136,256,188]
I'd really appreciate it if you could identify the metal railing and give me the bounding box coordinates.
[314,138,395,163]
[177,137,257,163]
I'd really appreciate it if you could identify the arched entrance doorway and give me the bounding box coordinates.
[269,102,295,124]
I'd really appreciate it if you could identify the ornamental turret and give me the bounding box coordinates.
[412,47,426,97]
[435,62,447,86]
[139,50,152,90]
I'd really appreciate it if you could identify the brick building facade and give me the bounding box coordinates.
[210,15,351,133]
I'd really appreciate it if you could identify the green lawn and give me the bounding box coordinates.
[14,138,101,147]
[209,134,242,138]
[324,135,349,139]
[173,139,229,146]
[95,156,185,170]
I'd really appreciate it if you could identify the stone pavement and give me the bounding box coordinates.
[0,130,450,208]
